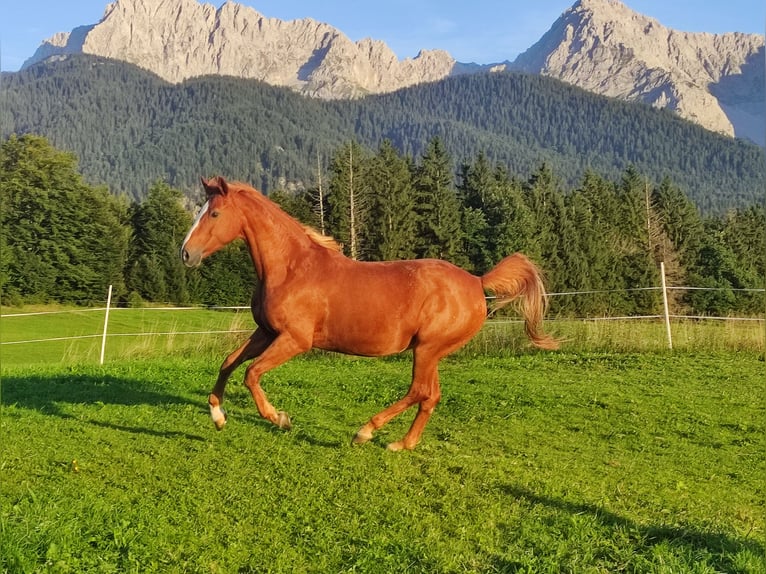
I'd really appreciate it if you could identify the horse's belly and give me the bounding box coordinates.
[314,315,415,357]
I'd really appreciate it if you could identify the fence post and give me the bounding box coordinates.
[100,284,113,365]
[660,263,673,350]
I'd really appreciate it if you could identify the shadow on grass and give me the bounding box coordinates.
[2,373,206,440]
[3,371,353,446]
[85,418,206,441]
[497,484,765,572]
[227,409,351,449]
[2,373,197,411]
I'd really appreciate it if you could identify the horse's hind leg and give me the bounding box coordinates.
[353,347,441,451]
[209,329,273,430]
[387,351,441,451]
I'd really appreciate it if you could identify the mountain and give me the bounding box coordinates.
[22,0,765,143]
[511,0,765,144]
[5,55,763,213]
[22,0,463,99]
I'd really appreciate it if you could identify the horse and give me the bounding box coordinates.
[181,176,559,451]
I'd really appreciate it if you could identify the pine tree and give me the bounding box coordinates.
[572,170,626,314]
[413,137,466,265]
[522,163,563,278]
[713,207,766,314]
[126,180,192,304]
[457,153,494,272]
[616,166,661,314]
[365,140,417,261]
[327,141,370,259]
[650,176,706,312]
[312,150,328,235]
[458,155,535,273]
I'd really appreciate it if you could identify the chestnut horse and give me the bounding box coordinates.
[181,176,558,451]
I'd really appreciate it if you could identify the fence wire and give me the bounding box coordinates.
[2,284,763,351]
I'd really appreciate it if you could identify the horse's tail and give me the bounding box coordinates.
[481,253,559,350]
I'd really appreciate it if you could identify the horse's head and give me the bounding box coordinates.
[181,176,244,267]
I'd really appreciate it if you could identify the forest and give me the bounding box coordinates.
[1,134,763,317]
[2,55,764,214]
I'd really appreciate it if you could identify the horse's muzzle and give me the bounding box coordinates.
[181,246,202,267]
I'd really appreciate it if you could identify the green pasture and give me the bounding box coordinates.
[0,307,253,366]
[1,341,765,571]
[1,305,764,368]
[1,307,764,572]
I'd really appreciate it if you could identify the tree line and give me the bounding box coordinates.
[1,134,763,317]
[4,55,764,214]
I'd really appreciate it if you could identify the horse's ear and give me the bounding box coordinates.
[200,176,229,198]
[215,176,230,195]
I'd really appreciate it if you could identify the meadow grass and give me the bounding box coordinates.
[0,306,253,366]
[1,348,764,572]
[1,304,764,367]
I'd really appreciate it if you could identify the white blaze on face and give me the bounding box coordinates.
[181,201,210,252]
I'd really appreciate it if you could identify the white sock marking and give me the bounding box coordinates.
[210,404,226,425]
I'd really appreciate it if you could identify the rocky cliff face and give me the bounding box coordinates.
[24,0,765,143]
[511,0,765,143]
[24,0,458,99]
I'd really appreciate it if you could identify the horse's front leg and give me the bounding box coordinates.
[242,333,310,430]
[209,330,273,430]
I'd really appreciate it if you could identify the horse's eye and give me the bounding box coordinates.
[210,210,220,218]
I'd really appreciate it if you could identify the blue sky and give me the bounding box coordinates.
[2,0,764,72]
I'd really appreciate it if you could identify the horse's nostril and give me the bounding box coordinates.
[181,247,202,267]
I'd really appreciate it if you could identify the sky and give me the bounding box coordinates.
[1,0,764,72]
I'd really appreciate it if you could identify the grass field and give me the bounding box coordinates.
[2,345,765,572]
[0,306,255,365]
[1,307,764,572]
[1,305,763,367]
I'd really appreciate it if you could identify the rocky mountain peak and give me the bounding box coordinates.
[23,0,458,98]
[512,0,765,143]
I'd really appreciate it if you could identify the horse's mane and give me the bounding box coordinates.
[230,180,342,253]
[302,225,343,252]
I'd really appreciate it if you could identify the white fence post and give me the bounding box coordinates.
[660,262,673,350]
[100,284,113,365]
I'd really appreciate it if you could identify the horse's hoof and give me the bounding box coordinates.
[275,411,292,430]
[351,425,373,445]
[386,441,405,452]
[210,406,227,431]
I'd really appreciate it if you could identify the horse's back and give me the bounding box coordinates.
[313,257,486,356]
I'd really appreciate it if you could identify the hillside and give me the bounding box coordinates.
[3,55,764,213]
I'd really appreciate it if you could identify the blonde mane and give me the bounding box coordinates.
[229,180,342,253]
[302,225,342,252]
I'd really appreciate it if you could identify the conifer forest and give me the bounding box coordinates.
[1,133,763,317]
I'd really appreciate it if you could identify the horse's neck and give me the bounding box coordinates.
[241,198,315,284]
